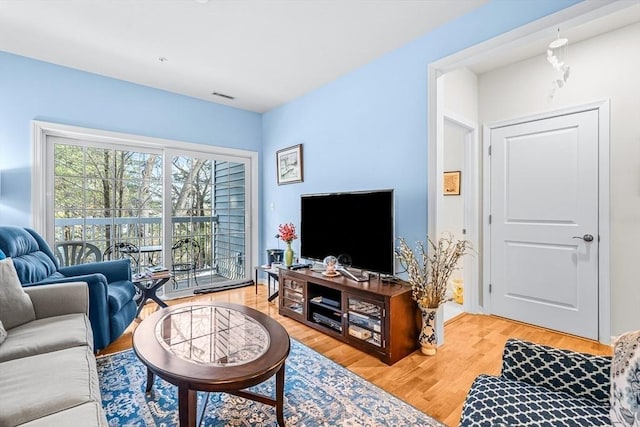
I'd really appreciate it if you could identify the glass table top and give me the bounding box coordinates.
[155,305,270,367]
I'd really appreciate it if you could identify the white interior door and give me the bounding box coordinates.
[488,109,599,339]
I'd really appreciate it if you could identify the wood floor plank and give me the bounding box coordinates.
[99,284,612,426]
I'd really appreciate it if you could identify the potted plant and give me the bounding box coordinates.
[396,233,470,355]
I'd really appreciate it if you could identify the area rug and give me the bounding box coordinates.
[97,338,444,426]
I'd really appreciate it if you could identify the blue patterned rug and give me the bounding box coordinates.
[97,338,443,426]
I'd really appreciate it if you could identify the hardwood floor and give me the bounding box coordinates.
[100,284,612,427]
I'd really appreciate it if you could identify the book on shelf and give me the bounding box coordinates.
[149,271,171,279]
[147,266,169,273]
[132,266,171,280]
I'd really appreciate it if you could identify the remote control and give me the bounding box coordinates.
[288,263,312,270]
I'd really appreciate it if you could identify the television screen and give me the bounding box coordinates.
[300,189,394,275]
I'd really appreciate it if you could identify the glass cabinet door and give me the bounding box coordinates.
[280,276,305,318]
[346,296,383,348]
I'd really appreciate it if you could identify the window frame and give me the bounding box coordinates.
[32,120,259,283]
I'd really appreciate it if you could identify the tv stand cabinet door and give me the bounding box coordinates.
[344,293,386,352]
[279,275,306,321]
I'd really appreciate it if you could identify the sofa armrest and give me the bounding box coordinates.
[59,259,132,282]
[501,338,611,407]
[23,281,89,318]
[31,273,110,349]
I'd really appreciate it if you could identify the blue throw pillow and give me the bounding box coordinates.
[0,248,5,260]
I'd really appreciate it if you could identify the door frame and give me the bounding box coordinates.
[436,105,479,315]
[482,100,610,342]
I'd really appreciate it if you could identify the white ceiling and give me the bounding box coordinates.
[2,1,638,113]
[0,0,488,113]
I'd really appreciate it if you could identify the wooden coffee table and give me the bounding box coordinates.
[133,302,290,426]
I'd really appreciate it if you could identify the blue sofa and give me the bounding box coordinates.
[0,226,136,350]
[460,338,611,426]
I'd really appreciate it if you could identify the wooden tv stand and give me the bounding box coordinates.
[278,268,419,365]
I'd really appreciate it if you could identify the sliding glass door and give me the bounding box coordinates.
[41,128,254,298]
[166,153,248,296]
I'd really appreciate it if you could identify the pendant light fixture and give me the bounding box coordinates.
[547,28,570,101]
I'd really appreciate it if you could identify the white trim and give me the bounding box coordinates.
[482,124,491,315]
[31,121,47,234]
[426,66,441,239]
[32,120,255,159]
[597,100,611,344]
[482,100,611,342]
[31,120,260,285]
[482,99,612,130]
[440,111,480,315]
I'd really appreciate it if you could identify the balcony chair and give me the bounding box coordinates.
[0,226,137,351]
[171,237,201,289]
[55,241,102,267]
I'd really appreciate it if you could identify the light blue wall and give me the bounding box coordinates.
[0,51,262,226]
[261,0,581,266]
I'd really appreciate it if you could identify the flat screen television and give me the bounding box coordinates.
[300,189,394,275]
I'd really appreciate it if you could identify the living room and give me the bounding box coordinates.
[1,1,639,426]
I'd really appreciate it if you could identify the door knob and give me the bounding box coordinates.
[572,234,594,242]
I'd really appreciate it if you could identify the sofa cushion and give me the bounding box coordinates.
[0,345,101,426]
[501,338,611,406]
[460,374,611,427]
[18,401,108,427]
[610,329,640,426]
[0,313,93,362]
[0,257,36,329]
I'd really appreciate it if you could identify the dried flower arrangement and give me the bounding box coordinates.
[277,223,298,243]
[396,233,470,309]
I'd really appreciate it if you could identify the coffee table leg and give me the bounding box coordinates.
[197,392,211,427]
[145,368,155,394]
[178,386,197,427]
[276,363,286,426]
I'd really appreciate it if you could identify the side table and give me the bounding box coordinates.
[254,266,280,302]
[133,275,171,318]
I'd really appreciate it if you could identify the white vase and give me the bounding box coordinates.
[418,305,444,355]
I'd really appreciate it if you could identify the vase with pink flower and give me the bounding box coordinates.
[277,223,298,267]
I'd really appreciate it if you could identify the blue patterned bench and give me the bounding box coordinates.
[460,338,611,427]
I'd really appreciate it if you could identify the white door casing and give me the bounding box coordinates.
[438,111,479,317]
[487,108,601,340]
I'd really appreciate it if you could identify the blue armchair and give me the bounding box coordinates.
[0,226,137,351]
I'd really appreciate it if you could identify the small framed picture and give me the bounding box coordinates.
[443,171,461,196]
[276,144,304,185]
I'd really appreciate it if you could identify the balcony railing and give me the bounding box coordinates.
[54,215,246,289]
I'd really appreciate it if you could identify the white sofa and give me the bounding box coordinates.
[0,281,108,426]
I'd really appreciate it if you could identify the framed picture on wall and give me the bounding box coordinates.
[443,171,461,196]
[276,144,304,185]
